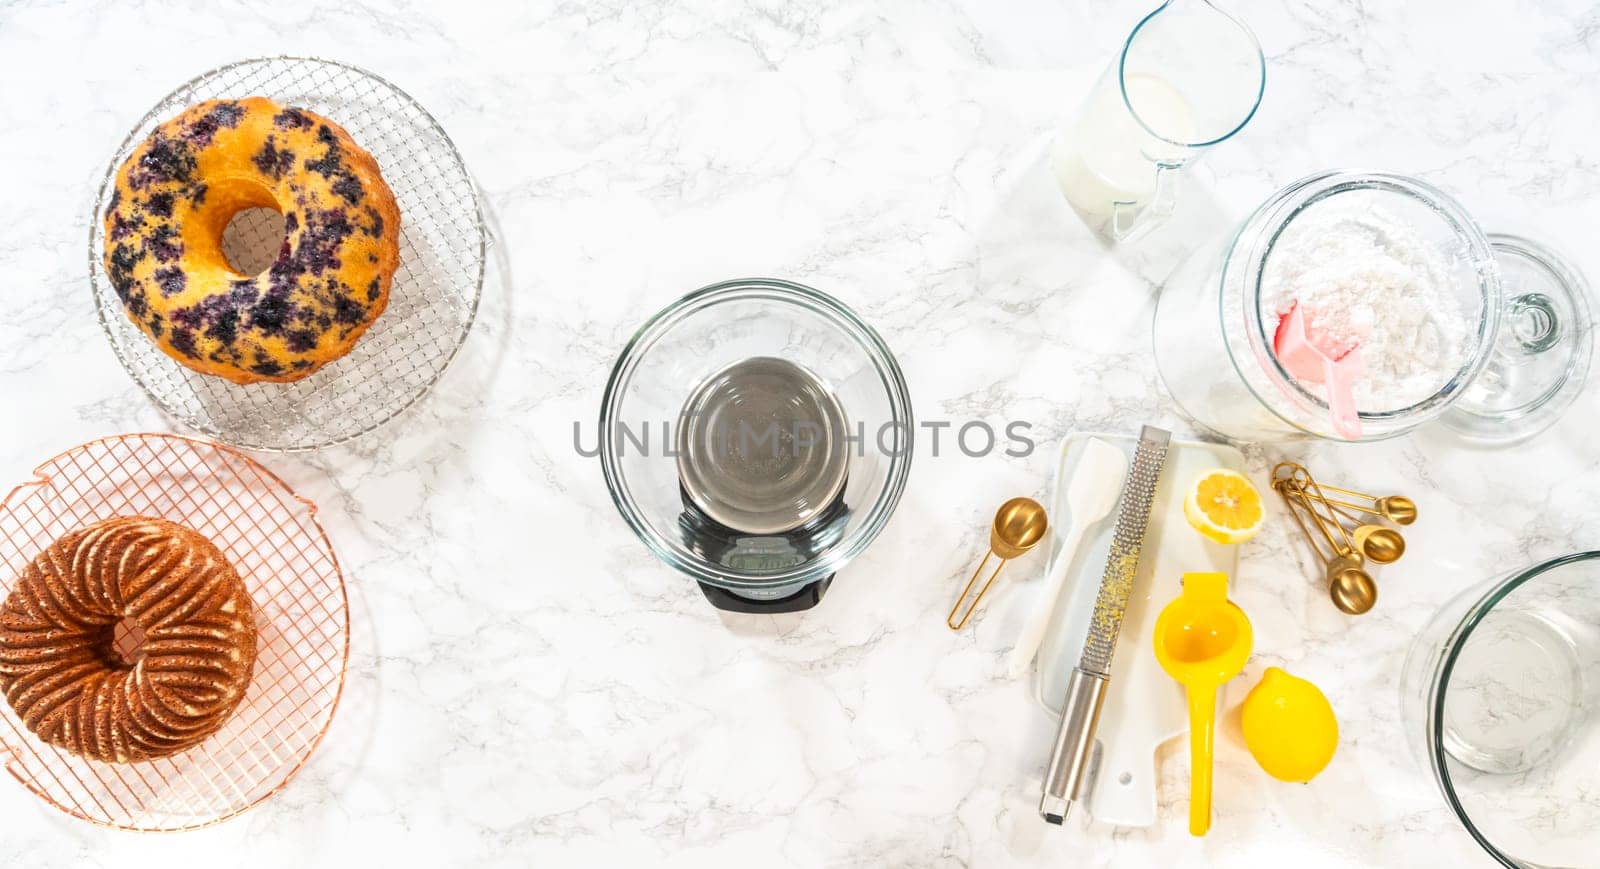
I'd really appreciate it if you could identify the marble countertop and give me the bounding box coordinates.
[1,0,1595,865]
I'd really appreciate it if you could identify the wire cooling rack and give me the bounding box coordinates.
[0,434,349,830]
[89,56,486,452]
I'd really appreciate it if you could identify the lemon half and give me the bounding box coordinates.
[1183,468,1264,545]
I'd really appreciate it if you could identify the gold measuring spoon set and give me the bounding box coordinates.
[1271,462,1417,615]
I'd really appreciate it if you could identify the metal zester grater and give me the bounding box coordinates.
[1039,425,1171,824]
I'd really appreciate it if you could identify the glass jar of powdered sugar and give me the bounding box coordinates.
[1154,170,1506,442]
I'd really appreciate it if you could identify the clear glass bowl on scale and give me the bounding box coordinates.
[600,279,913,613]
[1400,553,1600,867]
[1153,170,1593,444]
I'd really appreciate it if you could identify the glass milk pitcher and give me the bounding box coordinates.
[1054,0,1265,241]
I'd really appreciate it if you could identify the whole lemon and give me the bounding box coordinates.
[1240,667,1338,783]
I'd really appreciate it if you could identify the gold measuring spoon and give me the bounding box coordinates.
[1315,484,1418,526]
[1327,503,1406,565]
[1314,492,1407,566]
[1275,463,1417,526]
[1326,553,1378,614]
[948,497,1048,630]
[1368,495,1418,525]
[1276,483,1377,615]
[1323,494,1417,526]
[1351,523,1405,565]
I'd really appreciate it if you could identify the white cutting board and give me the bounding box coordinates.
[1029,432,1245,828]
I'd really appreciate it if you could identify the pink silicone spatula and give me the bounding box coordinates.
[1273,302,1364,440]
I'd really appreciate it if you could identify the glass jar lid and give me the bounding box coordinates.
[1440,234,1594,443]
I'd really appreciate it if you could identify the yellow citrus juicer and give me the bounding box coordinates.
[1152,571,1253,836]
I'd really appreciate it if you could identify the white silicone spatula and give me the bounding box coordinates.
[1007,437,1126,678]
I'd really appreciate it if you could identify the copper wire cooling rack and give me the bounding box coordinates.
[89,56,486,452]
[0,434,349,830]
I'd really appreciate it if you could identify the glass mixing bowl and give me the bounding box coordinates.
[1400,552,1600,867]
[599,278,913,613]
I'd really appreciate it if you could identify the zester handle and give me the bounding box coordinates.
[1039,667,1108,824]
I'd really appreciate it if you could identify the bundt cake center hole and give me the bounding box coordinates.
[221,206,288,277]
[110,616,148,667]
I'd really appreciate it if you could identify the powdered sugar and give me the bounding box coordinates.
[1262,205,1473,412]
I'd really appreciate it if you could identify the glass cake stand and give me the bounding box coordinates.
[0,434,349,830]
[88,56,486,452]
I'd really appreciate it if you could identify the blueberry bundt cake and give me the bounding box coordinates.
[102,97,401,384]
[0,517,258,763]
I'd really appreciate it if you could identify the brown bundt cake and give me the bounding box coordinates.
[102,96,402,384]
[0,516,257,763]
